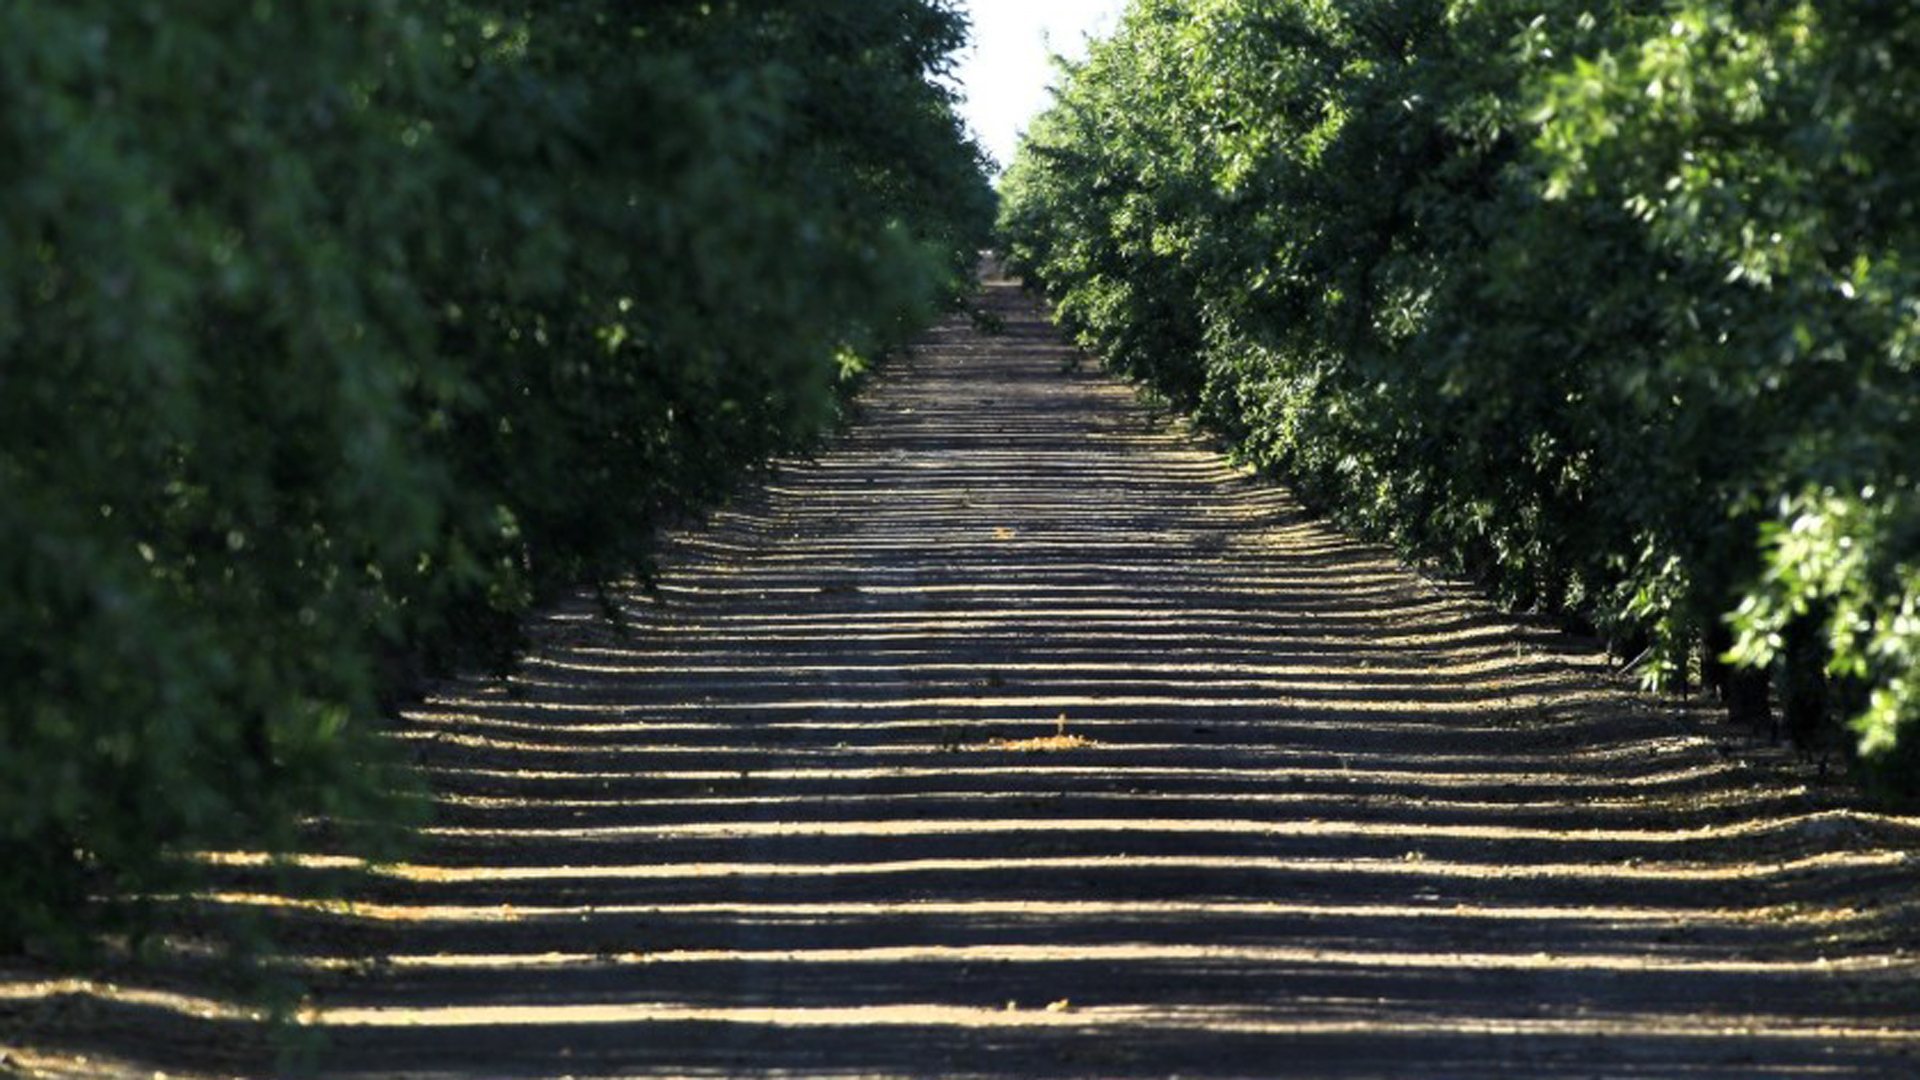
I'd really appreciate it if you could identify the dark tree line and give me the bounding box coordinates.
[0,0,994,954]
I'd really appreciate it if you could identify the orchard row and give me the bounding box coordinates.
[1,1,994,952]
[1001,0,1920,786]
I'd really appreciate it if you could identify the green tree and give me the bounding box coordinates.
[0,0,993,955]
[1001,0,1920,786]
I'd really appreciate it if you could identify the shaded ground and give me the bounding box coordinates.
[6,265,1920,1077]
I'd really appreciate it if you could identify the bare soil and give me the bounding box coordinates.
[5,265,1920,1077]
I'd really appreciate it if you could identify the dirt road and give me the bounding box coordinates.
[7,267,1920,1076]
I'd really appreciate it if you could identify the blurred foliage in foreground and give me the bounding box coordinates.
[1001,0,1920,787]
[0,0,994,954]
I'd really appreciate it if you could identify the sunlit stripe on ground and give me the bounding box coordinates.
[574,624,1527,646]
[527,645,1555,670]
[422,787,1804,814]
[194,849,1915,881]
[393,734,1733,769]
[399,713,1610,738]
[425,682,1597,707]
[406,811,1920,846]
[412,762,1744,787]
[397,694,1588,716]
[502,657,1595,683]
[183,897,1756,924]
[291,942,1918,975]
[645,579,1415,598]
[311,1002,1920,1039]
[3,982,1910,1042]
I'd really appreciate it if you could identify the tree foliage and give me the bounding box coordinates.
[1001,0,1920,785]
[0,0,993,953]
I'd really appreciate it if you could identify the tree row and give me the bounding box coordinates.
[1000,0,1919,787]
[1,0,994,954]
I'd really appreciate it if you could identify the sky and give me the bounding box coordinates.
[952,0,1130,175]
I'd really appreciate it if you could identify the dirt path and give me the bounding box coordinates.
[8,267,1920,1077]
